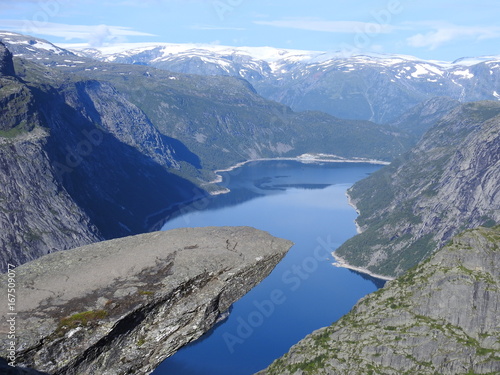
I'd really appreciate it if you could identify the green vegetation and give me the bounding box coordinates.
[0,124,28,138]
[56,310,108,335]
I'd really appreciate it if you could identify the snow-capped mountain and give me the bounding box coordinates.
[0,31,74,57]
[63,41,500,123]
[2,30,500,123]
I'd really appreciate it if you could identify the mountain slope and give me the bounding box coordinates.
[388,96,461,140]
[335,101,500,277]
[258,225,500,375]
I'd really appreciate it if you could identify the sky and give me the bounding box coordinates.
[0,0,499,61]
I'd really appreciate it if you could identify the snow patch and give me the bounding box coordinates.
[452,69,474,79]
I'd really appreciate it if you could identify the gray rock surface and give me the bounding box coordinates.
[0,357,49,374]
[258,226,500,375]
[0,128,102,271]
[0,226,293,375]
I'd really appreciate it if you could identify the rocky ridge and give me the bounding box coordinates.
[336,101,500,277]
[0,226,293,375]
[258,225,500,375]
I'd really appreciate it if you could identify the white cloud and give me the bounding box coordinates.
[0,19,156,46]
[254,18,395,34]
[406,23,500,50]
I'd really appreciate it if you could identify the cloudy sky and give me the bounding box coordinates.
[1,0,499,60]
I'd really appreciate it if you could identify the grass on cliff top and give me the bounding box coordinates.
[0,124,27,138]
[56,310,108,336]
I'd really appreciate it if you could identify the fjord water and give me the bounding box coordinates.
[154,160,384,375]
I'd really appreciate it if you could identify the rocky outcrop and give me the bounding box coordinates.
[336,101,500,277]
[0,41,15,76]
[259,226,500,375]
[0,226,293,375]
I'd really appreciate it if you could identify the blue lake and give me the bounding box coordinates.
[153,160,385,375]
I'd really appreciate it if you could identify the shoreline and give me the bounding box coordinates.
[207,153,390,195]
[345,191,362,234]
[332,252,395,281]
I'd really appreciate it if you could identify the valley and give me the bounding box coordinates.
[0,28,499,375]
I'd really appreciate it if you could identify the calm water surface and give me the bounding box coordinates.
[153,160,384,375]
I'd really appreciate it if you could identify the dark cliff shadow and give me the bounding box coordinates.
[347,269,387,289]
[0,357,50,375]
[32,84,206,240]
[69,80,202,169]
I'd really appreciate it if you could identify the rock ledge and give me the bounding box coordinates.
[0,226,293,375]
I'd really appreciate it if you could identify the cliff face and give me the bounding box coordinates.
[259,226,500,375]
[0,42,15,77]
[0,129,102,271]
[0,226,293,375]
[336,101,500,277]
[0,44,203,271]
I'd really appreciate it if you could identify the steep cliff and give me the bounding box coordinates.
[0,41,15,77]
[0,226,293,375]
[336,101,500,277]
[259,226,500,375]
[0,43,204,271]
[0,47,103,270]
[0,128,103,272]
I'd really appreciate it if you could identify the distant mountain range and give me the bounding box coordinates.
[3,30,500,124]
[62,40,500,123]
